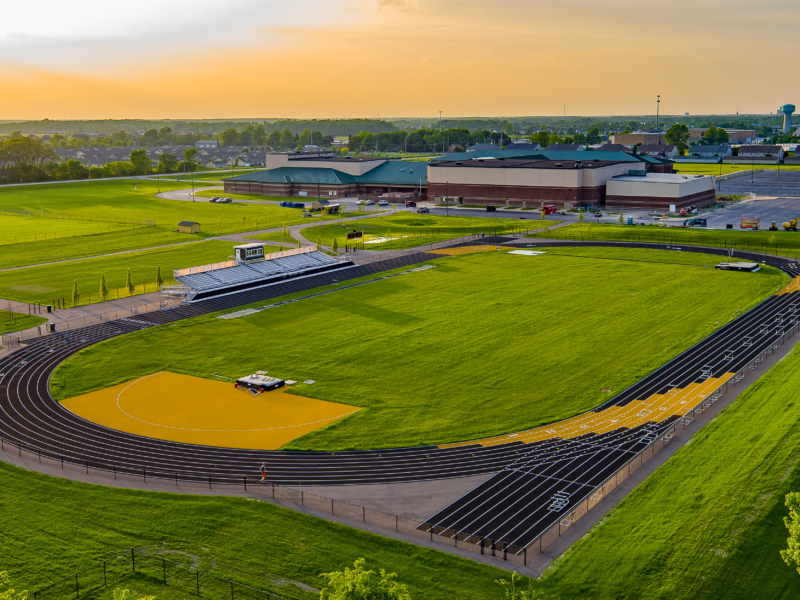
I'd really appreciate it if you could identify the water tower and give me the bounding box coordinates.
[778,104,795,132]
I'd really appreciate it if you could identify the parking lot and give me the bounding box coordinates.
[703,197,800,230]
[719,170,800,197]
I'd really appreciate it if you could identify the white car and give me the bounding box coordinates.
[378,200,389,206]
[356,200,365,205]
[365,200,375,206]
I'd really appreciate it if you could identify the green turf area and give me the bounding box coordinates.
[540,344,800,600]
[0,240,233,306]
[0,310,47,335]
[0,463,510,600]
[529,222,800,260]
[0,227,206,270]
[52,248,787,450]
[673,163,800,175]
[300,213,541,250]
[246,230,298,245]
[0,213,150,244]
[0,180,356,237]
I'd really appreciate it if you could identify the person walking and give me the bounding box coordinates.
[260,462,268,483]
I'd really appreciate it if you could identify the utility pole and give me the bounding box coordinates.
[439,111,443,133]
[656,95,661,131]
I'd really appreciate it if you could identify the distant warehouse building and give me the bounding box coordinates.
[606,173,715,210]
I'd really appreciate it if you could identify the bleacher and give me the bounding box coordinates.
[170,250,351,301]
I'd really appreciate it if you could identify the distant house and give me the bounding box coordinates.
[178,221,200,234]
[638,144,679,158]
[611,132,666,146]
[688,144,732,158]
[506,143,543,151]
[545,143,585,152]
[195,140,220,149]
[595,144,632,152]
[738,145,785,160]
[466,143,499,152]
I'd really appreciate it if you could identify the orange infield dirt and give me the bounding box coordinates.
[428,245,503,256]
[62,372,360,450]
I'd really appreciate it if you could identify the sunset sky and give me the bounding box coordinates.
[1,0,798,119]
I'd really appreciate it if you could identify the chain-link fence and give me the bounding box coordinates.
[31,547,288,600]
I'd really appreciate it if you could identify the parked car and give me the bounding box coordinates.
[365,200,375,205]
[222,198,233,203]
[594,211,603,217]
[486,206,497,212]
[416,207,430,214]
[405,200,417,207]
[356,200,365,205]
[378,200,389,206]
[209,198,218,203]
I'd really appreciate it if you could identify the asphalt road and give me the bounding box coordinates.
[704,197,800,230]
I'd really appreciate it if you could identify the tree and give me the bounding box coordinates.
[125,269,134,295]
[503,123,515,137]
[278,245,284,252]
[298,128,312,146]
[176,160,198,173]
[703,126,730,145]
[495,572,534,600]
[157,153,178,173]
[71,280,79,307]
[618,213,624,224]
[99,273,108,301]
[665,123,690,150]
[331,236,338,253]
[297,238,302,249]
[0,571,27,600]
[183,147,198,162]
[280,128,295,149]
[267,129,281,149]
[129,149,152,175]
[156,265,163,288]
[782,492,800,574]
[535,131,550,147]
[586,128,602,144]
[319,558,410,600]
[578,210,585,222]
[221,128,240,147]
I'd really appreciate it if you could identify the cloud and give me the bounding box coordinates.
[378,0,420,9]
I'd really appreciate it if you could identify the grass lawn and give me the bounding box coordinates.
[0,180,356,237]
[51,248,787,450]
[246,230,298,245]
[0,310,47,335]
[0,463,512,600]
[673,162,800,176]
[540,342,800,600]
[300,213,539,251]
[529,222,800,260]
[0,240,234,306]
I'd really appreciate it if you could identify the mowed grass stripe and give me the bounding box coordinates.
[540,339,800,600]
[0,240,234,305]
[52,248,786,450]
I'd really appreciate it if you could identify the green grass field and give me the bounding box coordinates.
[529,222,800,260]
[0,310,47,335]
[0,463,511,600]
[247,230,299,245]
[0,240,234,306]
[299,213,542,250]
[540,342,800,600]
[0,180,356,237]
[673,162,800,176]
[51,248,787,450]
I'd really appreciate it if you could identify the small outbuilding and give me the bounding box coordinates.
[178,221,201,234]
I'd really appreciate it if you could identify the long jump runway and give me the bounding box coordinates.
[2,241,800,554]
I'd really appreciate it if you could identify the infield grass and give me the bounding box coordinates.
[0,240,234,305]
[52,248,787,450]
[299,213,543,250]
[673,162,800,175]
[0,462,511,600]
[540,340,800,600]
[529,222,800,260]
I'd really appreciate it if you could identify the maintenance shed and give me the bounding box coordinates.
[178,221,200,234]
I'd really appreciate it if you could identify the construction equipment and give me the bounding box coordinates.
[770,221,779,231]
[740,217,760,230]
[784,218,799,231]
[684,217,707,227]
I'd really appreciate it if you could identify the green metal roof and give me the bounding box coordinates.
[356,161,427,185]
[224,167,357,185]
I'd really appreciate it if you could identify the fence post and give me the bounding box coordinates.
[243,476,246,491]
[230,580,234,600]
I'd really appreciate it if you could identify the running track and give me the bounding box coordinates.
[1,239,799,552]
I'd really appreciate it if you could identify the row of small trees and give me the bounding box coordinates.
[69,266,164,307]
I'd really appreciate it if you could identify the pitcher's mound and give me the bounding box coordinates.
[62,372,359,449]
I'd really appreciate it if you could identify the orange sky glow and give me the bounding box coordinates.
[1,0,798,119]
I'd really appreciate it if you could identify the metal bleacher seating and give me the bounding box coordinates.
[172,251,347,301]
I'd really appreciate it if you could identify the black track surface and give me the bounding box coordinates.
[1,240,798,551]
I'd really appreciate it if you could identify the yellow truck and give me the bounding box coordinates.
[784,218,799,231]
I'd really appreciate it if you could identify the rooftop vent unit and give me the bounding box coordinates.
[627,169,647,176]
[555,162,563,167]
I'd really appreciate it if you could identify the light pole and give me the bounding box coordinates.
[656,95,661,131]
